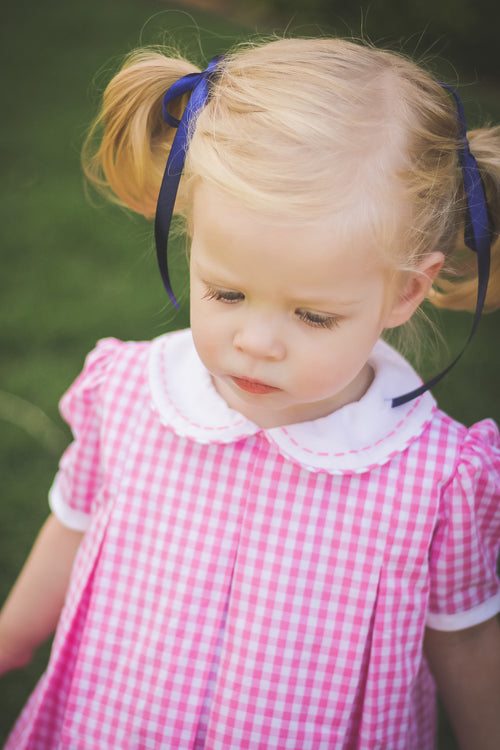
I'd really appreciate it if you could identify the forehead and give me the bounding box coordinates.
[191,183,390,296]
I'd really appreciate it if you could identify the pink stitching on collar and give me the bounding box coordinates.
[279,396,425,457]
[157,338,248,432]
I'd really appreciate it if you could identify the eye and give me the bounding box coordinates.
[296,309,341,329]
[203,285,244,303]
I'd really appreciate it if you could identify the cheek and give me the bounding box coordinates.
[289,347,341,391]
[291,333,372,390]
[191,311,223,368]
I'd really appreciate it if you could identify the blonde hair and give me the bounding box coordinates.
[83,36,500,314]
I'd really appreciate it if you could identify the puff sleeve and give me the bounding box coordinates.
[427,419,500,631]
[48,339,122,532]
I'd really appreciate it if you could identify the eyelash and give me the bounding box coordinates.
[203,286,340,329]
[203,286,243,303]
[296,310,340,329]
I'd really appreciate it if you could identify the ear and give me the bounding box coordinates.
[385,251,445,329]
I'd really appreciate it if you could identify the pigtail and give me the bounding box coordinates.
[431,126,500,313]
[82,49,199,218]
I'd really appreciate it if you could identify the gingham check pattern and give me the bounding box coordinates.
[6,335,500,750]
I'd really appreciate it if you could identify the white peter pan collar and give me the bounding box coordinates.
[149,329,436,474]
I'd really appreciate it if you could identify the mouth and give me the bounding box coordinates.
[231,376,281,395]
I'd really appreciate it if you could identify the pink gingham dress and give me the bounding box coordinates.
[6,330,500,750]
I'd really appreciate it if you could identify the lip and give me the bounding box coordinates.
[231,376,281,395]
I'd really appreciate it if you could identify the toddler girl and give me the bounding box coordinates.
[1,36,500,750]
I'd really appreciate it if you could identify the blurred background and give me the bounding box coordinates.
[1,1,499,746]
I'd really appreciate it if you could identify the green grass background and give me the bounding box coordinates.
[0,0,499,746]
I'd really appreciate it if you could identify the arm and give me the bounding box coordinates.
[424,615,500,750]
[0,513,84,676]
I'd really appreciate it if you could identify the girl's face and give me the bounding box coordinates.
[189,184,426,429]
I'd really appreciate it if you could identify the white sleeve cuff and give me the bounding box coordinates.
[49,477,91,532]
[426,592,500,631]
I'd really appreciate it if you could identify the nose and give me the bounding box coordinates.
[233,313,286,361]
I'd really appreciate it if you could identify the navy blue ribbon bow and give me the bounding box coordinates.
[155,55,223,308]
[391,84,493,407]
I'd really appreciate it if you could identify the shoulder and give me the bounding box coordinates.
[423,409,500,485]
[437,415,500,499]
[58,335,162,428]
[64,336,152,390]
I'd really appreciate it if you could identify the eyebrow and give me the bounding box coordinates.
[193,256,243,289]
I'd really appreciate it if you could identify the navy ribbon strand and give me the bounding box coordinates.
[155,55,223,308]
[391,84,493,407]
